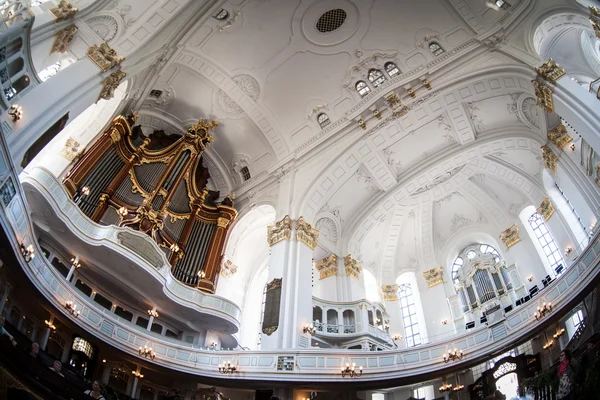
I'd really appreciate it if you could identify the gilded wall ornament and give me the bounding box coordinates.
[422,266,444,288]
[532,80,554,112]
[295,216,319,250]
[267,215,292,246]
[591,6,600,38]
[500,224,521,248]
[541,145,558,173]
[98,70,126,101]
[49,0,78,22]
[219,257,238,278]
[344,254,362,281]
[60,137,82,161]
[547,124,572,148]
[536,59,566,83]
[358,119,366,130]
[217,217,230,228]
[380,284,399,301]
[87,42,125,72]
[537,197,555,221]
[51,25,78,54]
[315,254,338,280]
[385,93,400,109]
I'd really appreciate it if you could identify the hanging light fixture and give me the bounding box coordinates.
[341,362,363,378]
[443,348,464,363]
[138,345,156,359]
[534,303,552,320]
[20,243,35,261]
[218,361,237,374]
[65,301,80,317]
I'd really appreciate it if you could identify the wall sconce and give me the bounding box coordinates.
[422,79,432,90]
[218,361,237,374]
[138,345,156,359]
[372,109,382,120]
[443,348,463,363]
[439,382,453,393]
[441,319,448,325]
[407,88,416,98]
[358,119,366,130]
[117,207,128,217]
[341,362,363,378]
[65,301,80,317]
[132,370,144,379]
[303,324,316,335]
[210,341,218,348]
[147,309,159,318]
[564,246,573,257]
[8,104,23,121]
[553,327,565,339]
[20,243,35,262]
[534,302,552,320]
[70,256,81,269]
[543,340,554,350]
[569,143,576,151]
[392,334,402,342]
[44,320,56,331]
[590,222,596,236]
[453,384,465,392]
[527,275,534,282]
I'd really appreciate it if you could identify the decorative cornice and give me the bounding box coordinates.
[541,145,558,173]
[51,25,78,54]
[500,224,520,248]
[314,254,338,280]
[422,266,444,288]
[535,59,565,84]
[98,70,126,101]
[344,255,362,281]
[532,80,554,112]
[380,284,399,301]
[49,0,78,22]
[87,42,125,72]
[547,124,572,149]
[537,197,554,222]
[295,217,319,250]
[267,215,292,246]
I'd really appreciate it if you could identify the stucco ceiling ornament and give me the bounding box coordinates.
[344,255,362,281]
[541,145,558,173]
[532,80,554,112]
[219,257,238,279]
[547,123,572,149]
[315,217,338,245]
[98,70,126,101]
[520,97,540,129]
[267,215,292,246]
[315,254,338,280]
[536,59,566,84]
[88,42,125,72]
[49,0,78,22]
[500,224,520,248]
[380,284,399,301]
[412,165,465,195]
[60,137,83,161]
[422,266,444,288]
[537,197,555,222]
[85,15,119,42]
[295,217,319,250]
[51,24,78,54]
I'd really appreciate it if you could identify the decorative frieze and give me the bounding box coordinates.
[295,217,319,250]
[541,145,558,173]
[500,224,521,248]
[547,124,572,148]
[49,0,78,22]
[219,257,238,279]
[60,137,82,161]
[344,254,362,281]
[87,42,125,72]
[380,284,399,301]
[532,80,554,112]
[536,59,566,84]
[537,197,554,222]
[314,254,338,280]
[267,215,292,246]
[51,25,78,54]
[422,266,444,288]
[98,70,126,101]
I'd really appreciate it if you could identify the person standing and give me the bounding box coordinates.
[557,349,575,400]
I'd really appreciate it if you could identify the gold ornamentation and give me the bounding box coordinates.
[267,215,292,246]
[60,137,82,161]
[110,127,121,143]
[295,216,319,250]
[408,88,416,98]
[380,284,399,301]
[220,257,238,278]
[532,80,554,112]
[128,109,140,123]
[422,79,432,90]
[591,7,600,38]
[500,224,521,248]
[541,145,558,173]
[51,24,78,54]
[49,0,78,22]
[385,93,400,109]
[217,217,229,228]
[315,254,338,279]
[536,59,566,84]
[547,124,572,148]
[186,119,217,147]
[422,266,444,288]
[87,42,125,72]
[98,70,126,101]
[392,106,408,118]
[373,109,382,120]
[537,197,554,221]
[344,254,362,281]
[358,119,366,130]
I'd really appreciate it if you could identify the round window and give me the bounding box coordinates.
[316,9,347,33]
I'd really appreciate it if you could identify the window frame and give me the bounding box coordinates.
[398,283,422,347]
[429,42,445,56]
[356,80,370,97]
[368,69,386,88]
[528,212,564,274]
[384,62,400,77]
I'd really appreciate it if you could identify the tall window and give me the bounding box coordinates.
[241,166,251,181]
[429,42,445,56]
[317,113,330,129]
[413,388,425,399]
[384,62,400,77]
[452,256,464,283]
[528,212,564,274]
[356,81,370,97]
[399,283,421,347]
[368,69,386,88]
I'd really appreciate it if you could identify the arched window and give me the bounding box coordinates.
[528,212,564,274]
[451,257,464,283]
[368,69,386,88]
[384,62,400,77]
[356,80,370,97]
[429,42,445,56]
[398,283,422,347]
[317,113,330,129]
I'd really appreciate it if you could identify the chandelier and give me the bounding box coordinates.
[439,382,453,393]
[535,302,552,320]
[44,319,56,331]
[132,370,144,379]
[65,301,80,317]
[303,324,316,335]
[138,345,156,360]
[553,327,565,339]
[218,361,237,374]
[20,243,35,262]
[453,384,464,392]
[147,309,159,318]
[443,348,463,363]
[341,363,363,378]
[543,340,554,350]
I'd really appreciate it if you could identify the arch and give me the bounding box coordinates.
[397,272,429,345]
[355,80,370,97]
[315,216,339,246]
[429,42,445,56]
[317,112,330,129]
[326,309,339,332]
[368,69,386,88]
[238,265,268,349]
[384,62,400,77]
[342,309,355,329]
[519,205,563,277]
[528,9,591,56]
[313,306,323,324]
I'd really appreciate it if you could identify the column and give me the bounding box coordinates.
[66,256,79,282]
[60,342,70,363]
[381,285,404,348]
[30,326,37,342]
[130,366,141,399]
[39,326,51,351]
[0,284,12,314]
[101,362,111,384]
[146,307,156,331]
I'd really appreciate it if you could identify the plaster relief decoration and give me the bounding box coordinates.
[536,59,566,84]
[537,197,554,221]
[380,284,399,301]
[355,166,378,194]
[219,257,238,279]
[466,101,484,132]
[315,217,338,245]
[215,74,259,116]
[98,70,126,101]
[51,25,78,54]
[532,80,554,112]
[423,266,444,288]
[547,124,573,149]
[412,165,465,195]
[150,87,175,106]
[315,254,338,280]
[60,137,82,161]
[344,254,362,281]
[342,51,399,90]
[541,145,558,173]
[49,0,78,22]
[85,15,119,42]
[437,115,456,143]
[382,148,402,175]
[295,217,319,250]
[267,215,292,246]
[117,232,164,269]
[520,97,541,129]
[500,224,520,248]
[87,42,125,72]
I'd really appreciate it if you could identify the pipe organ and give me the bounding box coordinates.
[63,114,237,293]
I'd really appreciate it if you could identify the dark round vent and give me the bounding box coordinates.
[316,9,347,33]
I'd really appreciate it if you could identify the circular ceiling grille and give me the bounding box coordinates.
[316,9,347,33]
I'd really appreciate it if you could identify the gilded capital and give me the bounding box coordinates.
[532,80,554,112]
[344,254,362,281]
[422,266,444,288]
[267,215,292,246]
[500,224,520,248]
[217,217,230,229]
[537,197,554,221]
[541,145,558,173]
[51,25,78,54]
[536,59,566,84]
[315,254,338,280]
[98,70,126,101]
[547,124,572,149]
[295,216,319,250]
[49,0,78,22]
[380,284,399,301]
[88,42,125,72]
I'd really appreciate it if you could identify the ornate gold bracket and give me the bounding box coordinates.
[295,216,319,250]
[49,0,78,22]
[537,197,554,221]
[541,145,558,173]
[500,224,520,248]
[547,124,572,148]
[422,266,444,288]
[88,42,125,72]
[590,6,600,39]
[98,70,126,101]
[344,254,362,281]
[267,215,292,246]
[315,254,338,279]
[380,284,399,301]
[536,59,566,84]
[532,80,554,112]
[51,24,78,54]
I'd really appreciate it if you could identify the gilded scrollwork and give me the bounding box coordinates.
[267,215,292,246]
[422,266,444,288]
[314,254,338,280]
[88,42,125,72]
[380,284,399,301]
[98,70,126,101]
[217,217,230,229]
[536,59,566,84]
[51,25,78,54]
[49,0,78,22]
[547,124,572,148]
[295,216,319,250]
[537,197,554,221]
[541,145,558,173]
[220,257,238,278]
[500,224,521,248]
[344,254,362,281]
[60,137,83,161]
[532,80,554,112]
